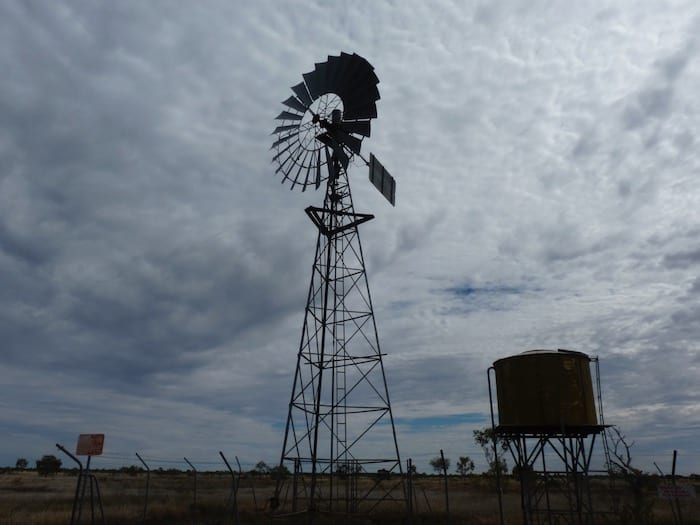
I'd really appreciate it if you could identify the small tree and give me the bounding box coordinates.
[455,456,475,476]
[254,461,271,475]
[270,464,290,481]
[429,455,450,474]
[15,458,28,470]
[607,426,655,525]
[36,455,62,477]
[473,427,509,475]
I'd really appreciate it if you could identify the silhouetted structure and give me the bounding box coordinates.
[270,52,404,515]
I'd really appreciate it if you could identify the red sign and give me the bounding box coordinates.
[76,434,105,456]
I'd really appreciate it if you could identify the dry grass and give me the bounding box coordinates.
[1,470,699,524]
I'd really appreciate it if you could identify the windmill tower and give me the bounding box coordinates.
[270,52,403,514]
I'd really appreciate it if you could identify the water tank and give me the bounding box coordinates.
[493,349,598,429]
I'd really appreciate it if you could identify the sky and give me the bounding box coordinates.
[1,0,699,476]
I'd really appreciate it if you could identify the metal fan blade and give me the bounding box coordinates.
[333,53,363,99]
[339,120,371,137]
[275,156,293,178]
[325,55,341,96]
[291,82,313,106]
[315,132,332,148]
[271,131,298,150]
[290,149,311,190]
[307,62,328,98]
[337,56,377,98]
[273,124,300,134]
[272,140,297,163]
[301,151,315,191]
[343,103,377,120]
[301,166,312,192]
[324,146,333,182]
[276,149,298,175]
[282,95,308,113]
[349,52,379,85]
[275,110,303,121]
[315,149,322,189]
[334,128,362,155]
[340,84,380,113]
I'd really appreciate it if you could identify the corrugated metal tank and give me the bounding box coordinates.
[494,349,598,428]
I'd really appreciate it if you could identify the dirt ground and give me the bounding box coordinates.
[1,470,698,524]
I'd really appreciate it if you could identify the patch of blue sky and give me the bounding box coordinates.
[394,413,487,431]
[446,284,524,298]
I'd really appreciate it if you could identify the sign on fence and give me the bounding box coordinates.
[76,434,105,456]
[657,483,696,500]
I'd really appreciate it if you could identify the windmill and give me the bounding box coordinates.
[270,52,403,514]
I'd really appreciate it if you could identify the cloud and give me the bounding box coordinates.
[1,0,700,476]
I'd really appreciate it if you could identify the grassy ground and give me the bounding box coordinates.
[1,470,698,524]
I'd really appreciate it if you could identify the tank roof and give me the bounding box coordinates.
[494,348,590,364]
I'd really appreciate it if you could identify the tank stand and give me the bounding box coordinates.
[500,429,601,525]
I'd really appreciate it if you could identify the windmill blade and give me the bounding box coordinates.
[324,146,333,184]
[273,124,300,134]
[315,132,333,149]
[291,82,313,107]
[343,103,377,120]
[308,62,329,98]
[272,140,298,164]
[271,131,299,150]
[325,55,341,95]
[334,127,362,155]
[338,120,371,137]
[301,150,317,191]
[337,56,378,101]
[275,149,297,177]
[275,110,303,121]
[289,150,311,190]
[331,53,356,93]
[315,148,322,189]
[282,95,308,113]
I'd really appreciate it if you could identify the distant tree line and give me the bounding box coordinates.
[15,427,509,479]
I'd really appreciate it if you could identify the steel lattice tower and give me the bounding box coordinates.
[269,53,404,514]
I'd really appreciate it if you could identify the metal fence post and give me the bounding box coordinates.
[184,457,197,507]
[135,453,150,521]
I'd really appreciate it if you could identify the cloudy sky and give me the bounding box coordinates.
[1,0,699,476]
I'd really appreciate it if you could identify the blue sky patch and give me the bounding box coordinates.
[446,284,523,298]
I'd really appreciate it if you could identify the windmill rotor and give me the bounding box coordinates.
[271,52,380,191]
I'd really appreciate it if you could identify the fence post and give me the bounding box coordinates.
[406,458,414,523]
[135,453,150,521]
[440,449,451,525]
[671,450,683,525]
[184,457,197,507]
[220,451,240,525]
[56,443,83,525]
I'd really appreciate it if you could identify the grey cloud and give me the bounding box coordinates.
[663,248,700,269]
[2,0,700,474]
[622,87,674,129]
